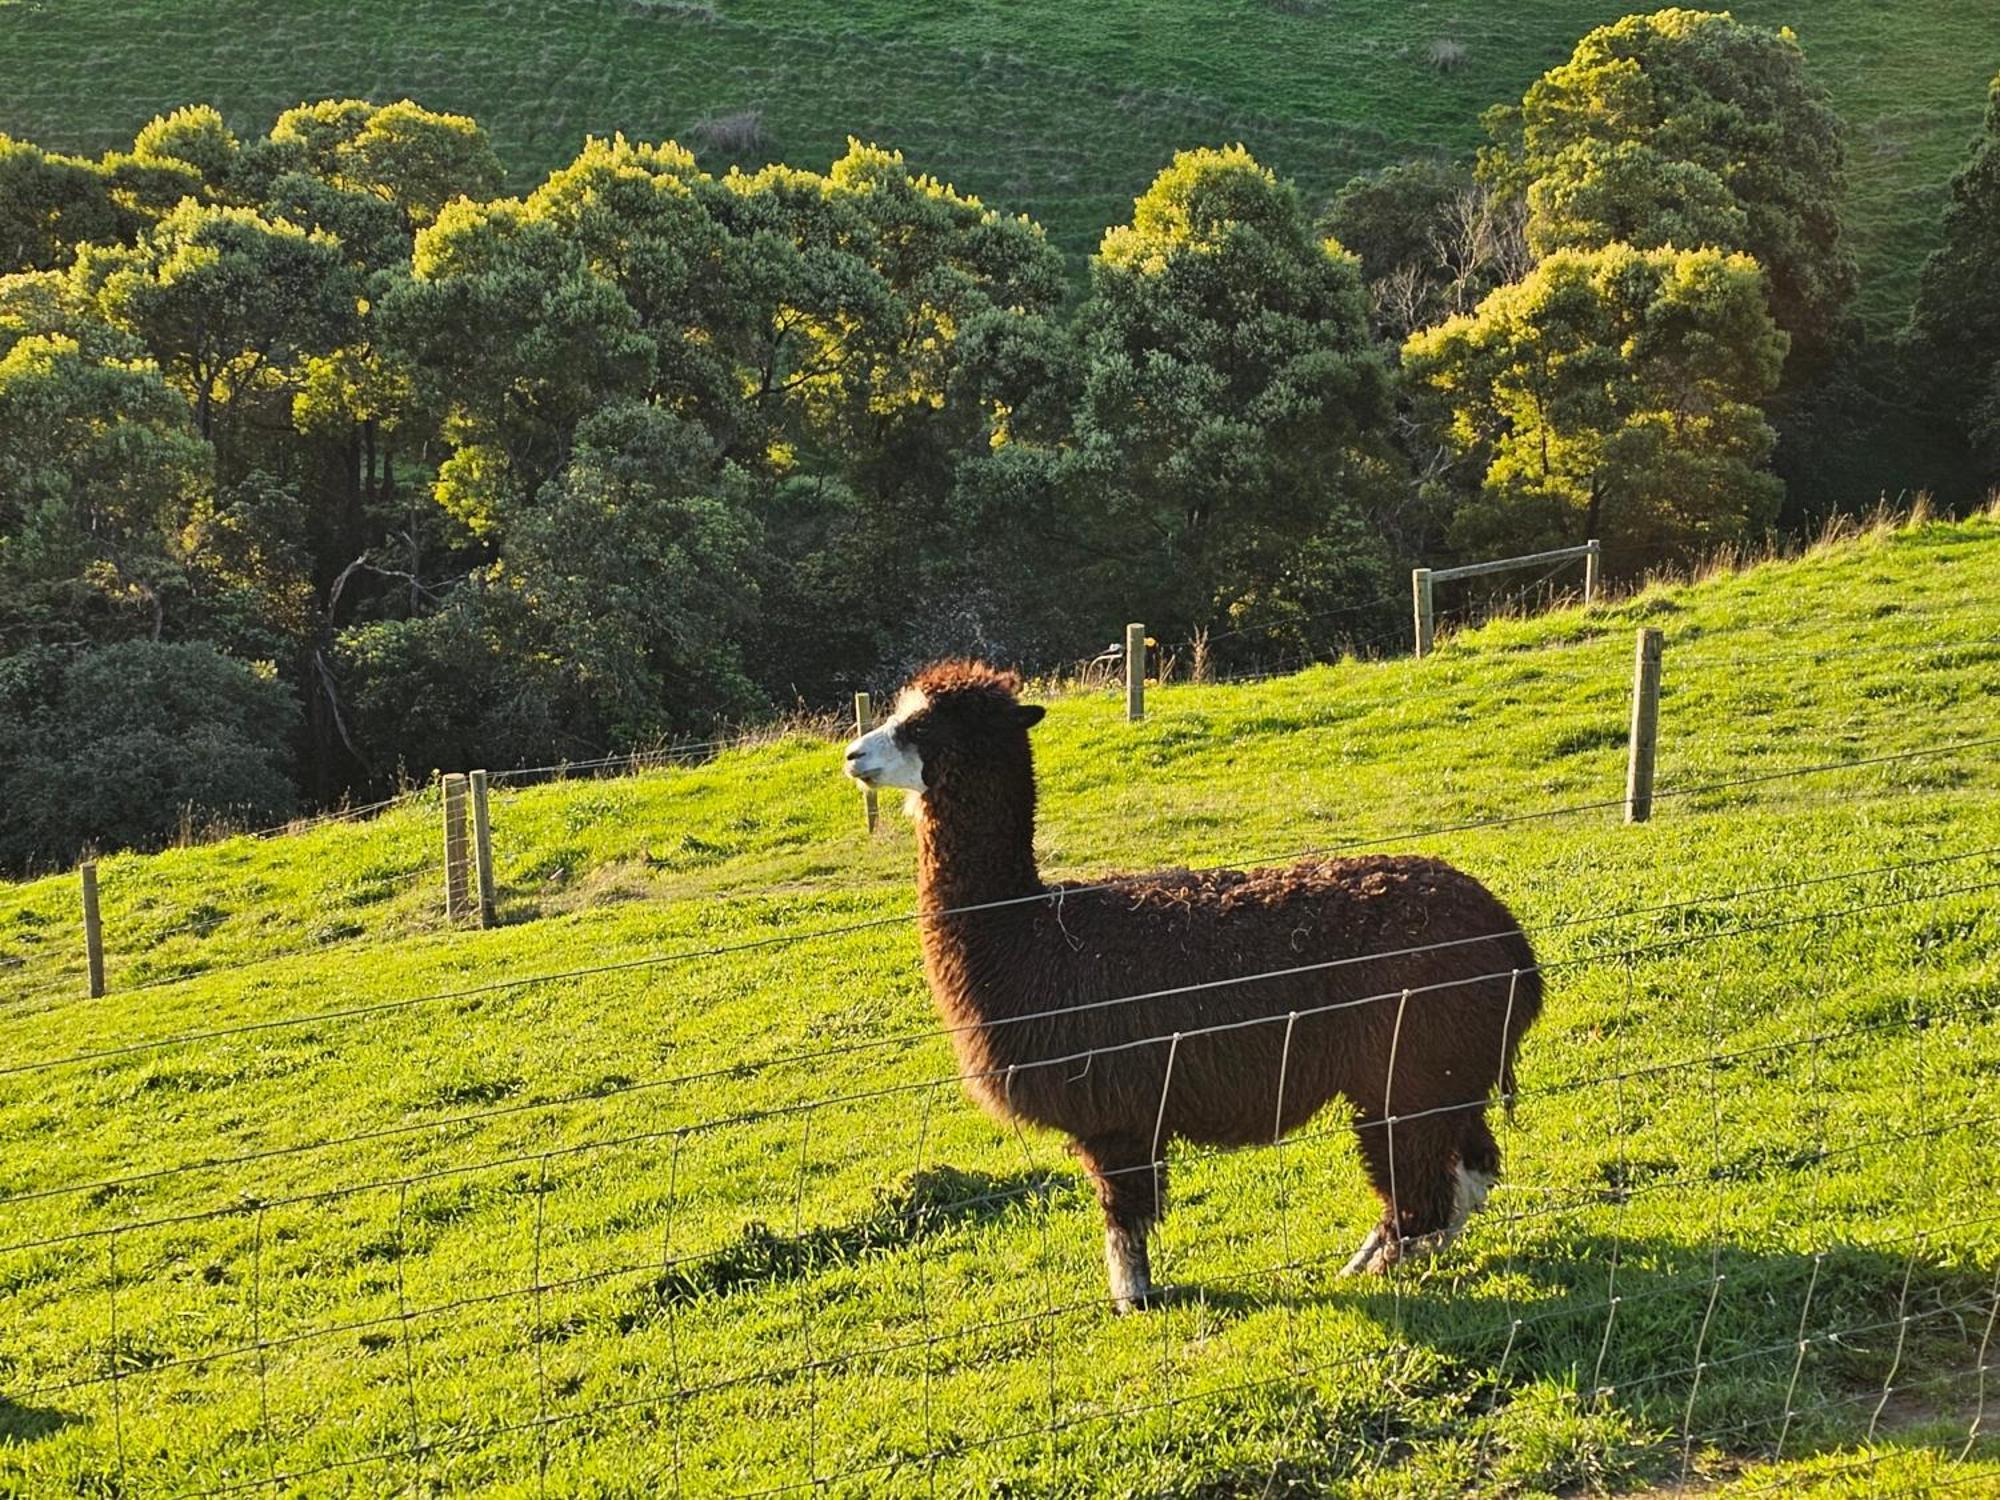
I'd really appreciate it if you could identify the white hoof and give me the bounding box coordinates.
[1340,1227,1389,1276]
[1106,1226,1154,1312]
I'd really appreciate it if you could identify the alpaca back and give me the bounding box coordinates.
[933,855,1537,1149]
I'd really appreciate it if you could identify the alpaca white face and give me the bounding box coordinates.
[842,688,929,793]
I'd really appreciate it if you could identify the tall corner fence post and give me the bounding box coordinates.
[1411,568,1435,659]
[854,692,878,832]
[1625,626,1664,824]
[79,860,105,999]
[1584,539,1601,606]
[469,769,497,928]
[1125,623,1146,722]
[442,772,470,920]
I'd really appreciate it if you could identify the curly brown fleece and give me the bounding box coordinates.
[889,660,1541,1304]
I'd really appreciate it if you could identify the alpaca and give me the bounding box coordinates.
[844,661,1540,1311]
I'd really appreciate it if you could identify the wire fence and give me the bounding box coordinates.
[3,754,1997,1491]
[3,588,1998,1491]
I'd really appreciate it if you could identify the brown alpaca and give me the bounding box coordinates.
[844,661,1541,1311]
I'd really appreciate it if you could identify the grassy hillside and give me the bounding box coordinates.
[0,0,1989,325]
[2,514,1997,1495]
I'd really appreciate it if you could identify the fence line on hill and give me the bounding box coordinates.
[10,594,1994,1000]
[5,769,1996,1488]
[4,729,1994,1085]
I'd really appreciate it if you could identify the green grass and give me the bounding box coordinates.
[3,514,2000,1496]
[0,0,1989,326]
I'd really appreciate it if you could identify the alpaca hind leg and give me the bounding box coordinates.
[1074,1133,1166,1313]
[1344,1116,1462,1275]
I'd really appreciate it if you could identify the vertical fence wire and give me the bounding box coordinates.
[1589,959,1639,1406]
[1677,978,1730,1490]
[1964,1265,2000,1462]
[252,1204,276,1490]
[533,1153,552,1499]
[910,1087,940,1499]
[393,1182,425,1484]
[660,1131,688,1499]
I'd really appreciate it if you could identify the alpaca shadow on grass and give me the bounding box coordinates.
[614,1164,1065,1331]
[0,1396,81,1445]
[1174,1226,1995,1473]
[1119,1230,1996,1495]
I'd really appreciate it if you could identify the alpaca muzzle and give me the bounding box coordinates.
[842,726,926,793]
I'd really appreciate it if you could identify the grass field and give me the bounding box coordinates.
[2,513,1998,1495]
[0,1,1990,327]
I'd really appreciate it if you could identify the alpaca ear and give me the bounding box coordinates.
[1015,704,1046,728]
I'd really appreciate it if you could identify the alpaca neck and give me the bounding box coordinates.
[914,759,1044,917]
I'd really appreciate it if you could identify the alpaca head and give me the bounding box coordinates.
[843,660,1046,800]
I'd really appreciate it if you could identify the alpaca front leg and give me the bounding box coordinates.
[1075,1133,1165,1313]
[1104,1223,1154,1313]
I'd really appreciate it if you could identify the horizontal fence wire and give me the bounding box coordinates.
[146,1196,2000,1500]
[20,1091,1996,1412]
[7,883,1992,1489]
[10,842,1989,1213]
[5,730,1992,1080]
[3,858,1991,1252]
[6,611,1992,996]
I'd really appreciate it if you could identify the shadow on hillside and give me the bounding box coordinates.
[0,1395,81,1444]
[615,1164,1065,1330]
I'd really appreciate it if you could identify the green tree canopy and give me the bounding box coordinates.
[1487,7,1853,363]
[1910,70,2000,478]
[74,200,360,447]
[1403,242,1788,571]
[1070,145,1395,637]
[267,98,503,229]
[0,332,211,645]
[0,135,122,272]
[0,640,296,869]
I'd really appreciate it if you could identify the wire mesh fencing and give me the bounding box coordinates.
[2,744,1995,1494]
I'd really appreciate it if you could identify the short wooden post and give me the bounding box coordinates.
[1625,627,1664,824]
[1125,623,1146,722]
[442,773,470,919]
[854,692,878,832]
[80,861,105,999]
[1584,539,1602,606]
[469,770,497,928]
[1412,568,1435,658]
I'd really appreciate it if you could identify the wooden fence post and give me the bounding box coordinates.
[854,692,878,832]
[1584,539,1601,606]
[469,769,497,928]
[1625,627,1664,824]
[1125,623,1146,722]
[442,773,470,919]
[1412,568,1435,658]
[80,861,105,999]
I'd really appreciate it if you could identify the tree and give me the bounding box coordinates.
[0,640,297,870]
[74,201,359,449]
[130,105,241,197]
[336,403,764,772]
[1069,145,1396,640]
[0,136,121,272]
[1322,159,1529,342]
[1486,8,1853,364]
[1403,243,1787,571]
[380,196,655,534]
[1910,70,2000,479]
[0,332,211,645]
[266,98,502,230]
